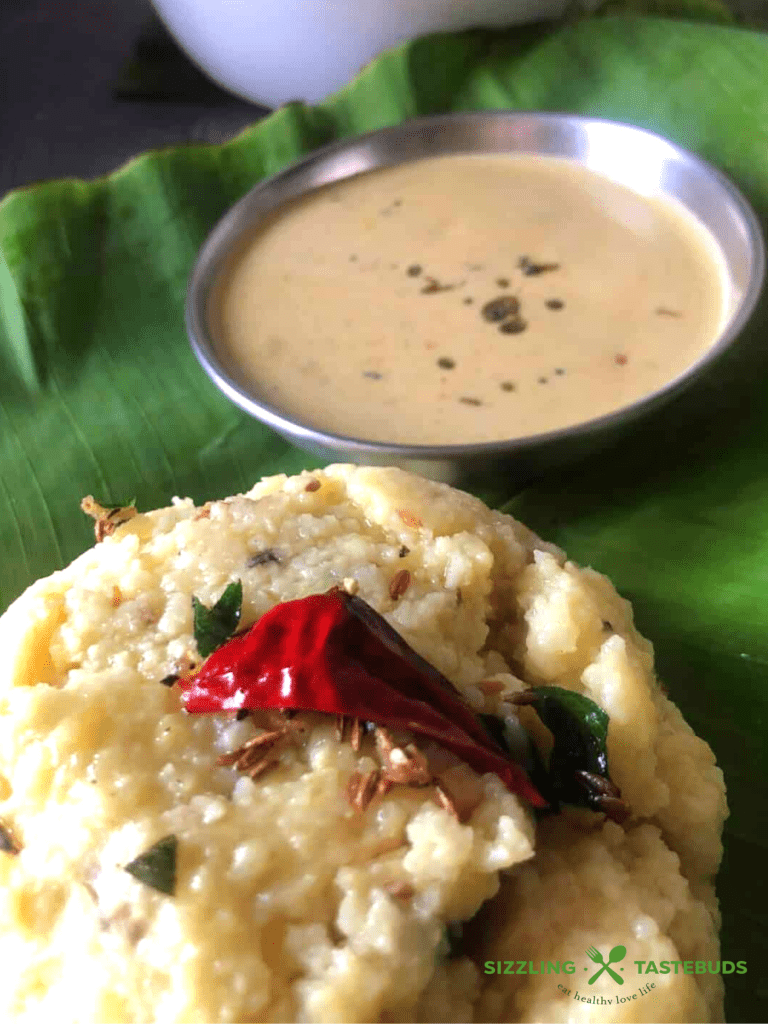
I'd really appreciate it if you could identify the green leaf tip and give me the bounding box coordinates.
[192,580,243,659]
[124,834,177,895]
[522,684,609,768]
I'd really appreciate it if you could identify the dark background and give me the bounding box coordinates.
[3,0,767,201]
[0,0,267,200]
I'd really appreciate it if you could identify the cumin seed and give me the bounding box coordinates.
[574,769,621,799]
[218,728,284,762]
[397,509,422,529]
[381,743,432,787]
[389,569,411,601]
[478,679,505,696]
[350,717,363,752]
[597,795,631,823]
[247,758,280,780]
[385,881,415,899]
[346,769,380,813]
[0,819,21,855]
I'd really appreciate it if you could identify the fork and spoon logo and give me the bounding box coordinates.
[586,944,626,984]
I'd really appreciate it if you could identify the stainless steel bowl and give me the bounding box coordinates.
[187,112,764,485]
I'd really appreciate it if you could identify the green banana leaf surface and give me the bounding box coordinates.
[2,11,768,1021]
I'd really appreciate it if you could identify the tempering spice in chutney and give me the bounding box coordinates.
[214,153,727,443]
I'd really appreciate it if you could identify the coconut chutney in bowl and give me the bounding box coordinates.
[187,113,764,480]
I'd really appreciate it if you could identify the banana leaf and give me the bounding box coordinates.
[1,10,768,1021]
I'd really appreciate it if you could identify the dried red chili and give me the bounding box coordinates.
[180,588,545,807]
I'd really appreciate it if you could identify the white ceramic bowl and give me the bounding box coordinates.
[150,0,570,106]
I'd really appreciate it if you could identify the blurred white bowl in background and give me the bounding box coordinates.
[150,0,571,107]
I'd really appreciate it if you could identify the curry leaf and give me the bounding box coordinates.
[124,834,177,896]
[192,580,243,659]
[513,686,624,816]
[521,685,609,772]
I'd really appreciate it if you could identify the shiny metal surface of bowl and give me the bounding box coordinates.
[187,112,764,485]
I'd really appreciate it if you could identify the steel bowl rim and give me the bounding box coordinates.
[186,109,765,460]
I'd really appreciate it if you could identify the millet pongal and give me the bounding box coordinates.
[0,465,727,1023]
